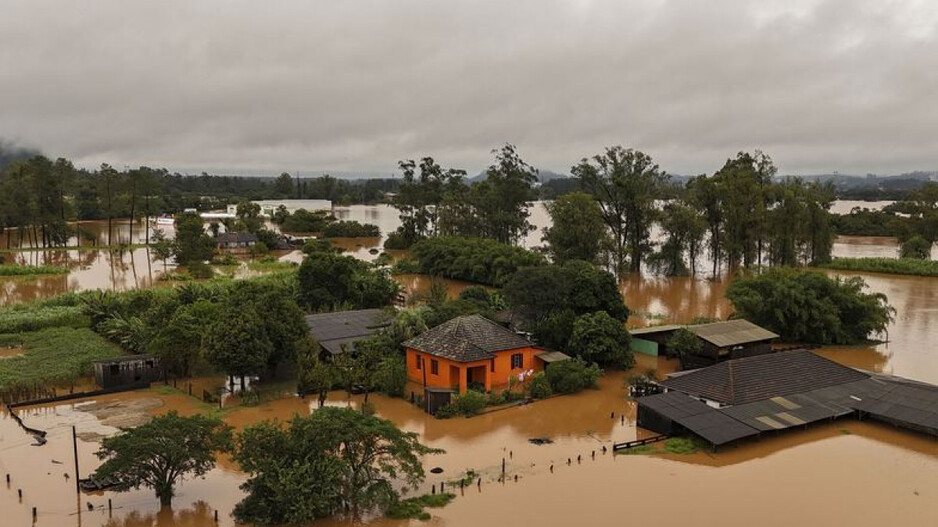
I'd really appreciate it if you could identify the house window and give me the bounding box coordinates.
[490,359,495,372]
[430,359,439,375]
[415,354,421,370]
[511,353,523,369]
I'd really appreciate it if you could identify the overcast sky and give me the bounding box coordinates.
[2,0,938,177]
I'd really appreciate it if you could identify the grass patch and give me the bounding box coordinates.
[818,257,938,277]
[617,444,658,455]
[0,305,88,334]
[386,492,456,521]
[247,260,297,272]
[0,264,69,276]
[447,469,479,487]
[0,327,123,394]
[663,437,706,454]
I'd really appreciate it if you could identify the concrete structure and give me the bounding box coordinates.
[93,356,162,389]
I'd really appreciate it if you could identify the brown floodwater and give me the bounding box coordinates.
[3,200,938,526]
[2,356,937,527]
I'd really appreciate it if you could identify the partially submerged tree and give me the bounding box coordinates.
[542,191,610,265]
[93,412,232,507]
[664,328,702,359]
[233,407,442,524]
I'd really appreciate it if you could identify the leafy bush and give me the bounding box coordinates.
[819,257,938,277]
[726,267,895,344]
[410,236,544,286]
[568,311,634,368]
[435,390,487,418]
[0,305,87,333]
[374,354,407,397]
[322,220,380,238]
[545,358,601,394]
[0,264,69,276]
[664,328,702,359]
[186,260,215,279]
[383,231,411,250]
[386,492,456,520]
[900,235,932,259]
[210,253,239,266]
[526,372,553,399]
[391,258,421,274]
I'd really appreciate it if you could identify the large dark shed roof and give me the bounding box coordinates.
[661,349,869,405]
[403,315,532,362]
[638,392,760,445]
[305,309,391,356]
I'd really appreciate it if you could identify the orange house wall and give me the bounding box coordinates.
[406,346,543,392]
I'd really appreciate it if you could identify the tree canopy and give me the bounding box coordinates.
[233,407,442,524]
[93,412,232,507]
[726,268,894,344]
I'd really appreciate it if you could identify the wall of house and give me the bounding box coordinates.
[406,346,544,392]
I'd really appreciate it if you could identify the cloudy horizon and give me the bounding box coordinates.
[2,0,938,177]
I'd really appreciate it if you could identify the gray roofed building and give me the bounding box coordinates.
[686,319,779,348]
[661,349,869,405]
[305,308,392,356]
[403,314,533,363]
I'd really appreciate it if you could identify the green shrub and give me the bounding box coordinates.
[322,220,380,238]
[391,258,421,274]
[663,437,705,454]
[383,231,411,250]
[386,492,455,520]
[435,390,487,418]
[545,358,601,394]
[410,236,545,286]
[186,261,215,279]
[526,371,553,399]
[210,254,239,266]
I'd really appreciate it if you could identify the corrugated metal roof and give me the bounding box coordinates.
[305,309,391,355]
[637,392,760,445]
[629,325,683,336]
[536,350,572,363]
[686,319,778,348]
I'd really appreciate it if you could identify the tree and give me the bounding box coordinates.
[148,300,220,377]
[542,192,610,265]
[726,268,895,344]
[149,228,173,270]
[544,358,602,394]
[204,308,273,388]
[173,212,214,264]
[275,172,294,196]
[297,340,338,406]
[471,144,539,245]
[93,412,232,507]
[297,252,399,311]
[573,146,666,274]
[651,199,705,276]
[900,235,932,259]
[664,328,702,359]
[233,408,442,524]
[392,157,466,246]
[236,200,264,233]
[568,311,634,368]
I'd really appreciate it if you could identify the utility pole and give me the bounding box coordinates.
[72,425,80,494]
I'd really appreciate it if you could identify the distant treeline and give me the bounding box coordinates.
[0,155,398,248]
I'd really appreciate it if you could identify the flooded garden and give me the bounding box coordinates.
[2,200,938,526]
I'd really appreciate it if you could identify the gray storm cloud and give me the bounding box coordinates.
[1,0,937,175]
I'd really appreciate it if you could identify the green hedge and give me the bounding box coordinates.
[818,257,938,277]
[0,264,69,276]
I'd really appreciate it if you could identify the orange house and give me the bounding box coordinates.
[404,315,568,393]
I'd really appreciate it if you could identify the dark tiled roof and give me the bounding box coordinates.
[403,314,532,362]
[217,232,258,244]
[686,319,778,348]
[305,309,391,355]
[661,349,870,405]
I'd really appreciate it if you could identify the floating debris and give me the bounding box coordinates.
[528,438,553,445]
[429,467,444,474]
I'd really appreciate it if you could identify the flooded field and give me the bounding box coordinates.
[2,200,938,526]
[1,357,937,527]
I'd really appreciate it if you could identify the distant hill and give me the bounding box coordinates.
[468,169,569,184]
[0,139,40,170]
[779,172,938,190]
